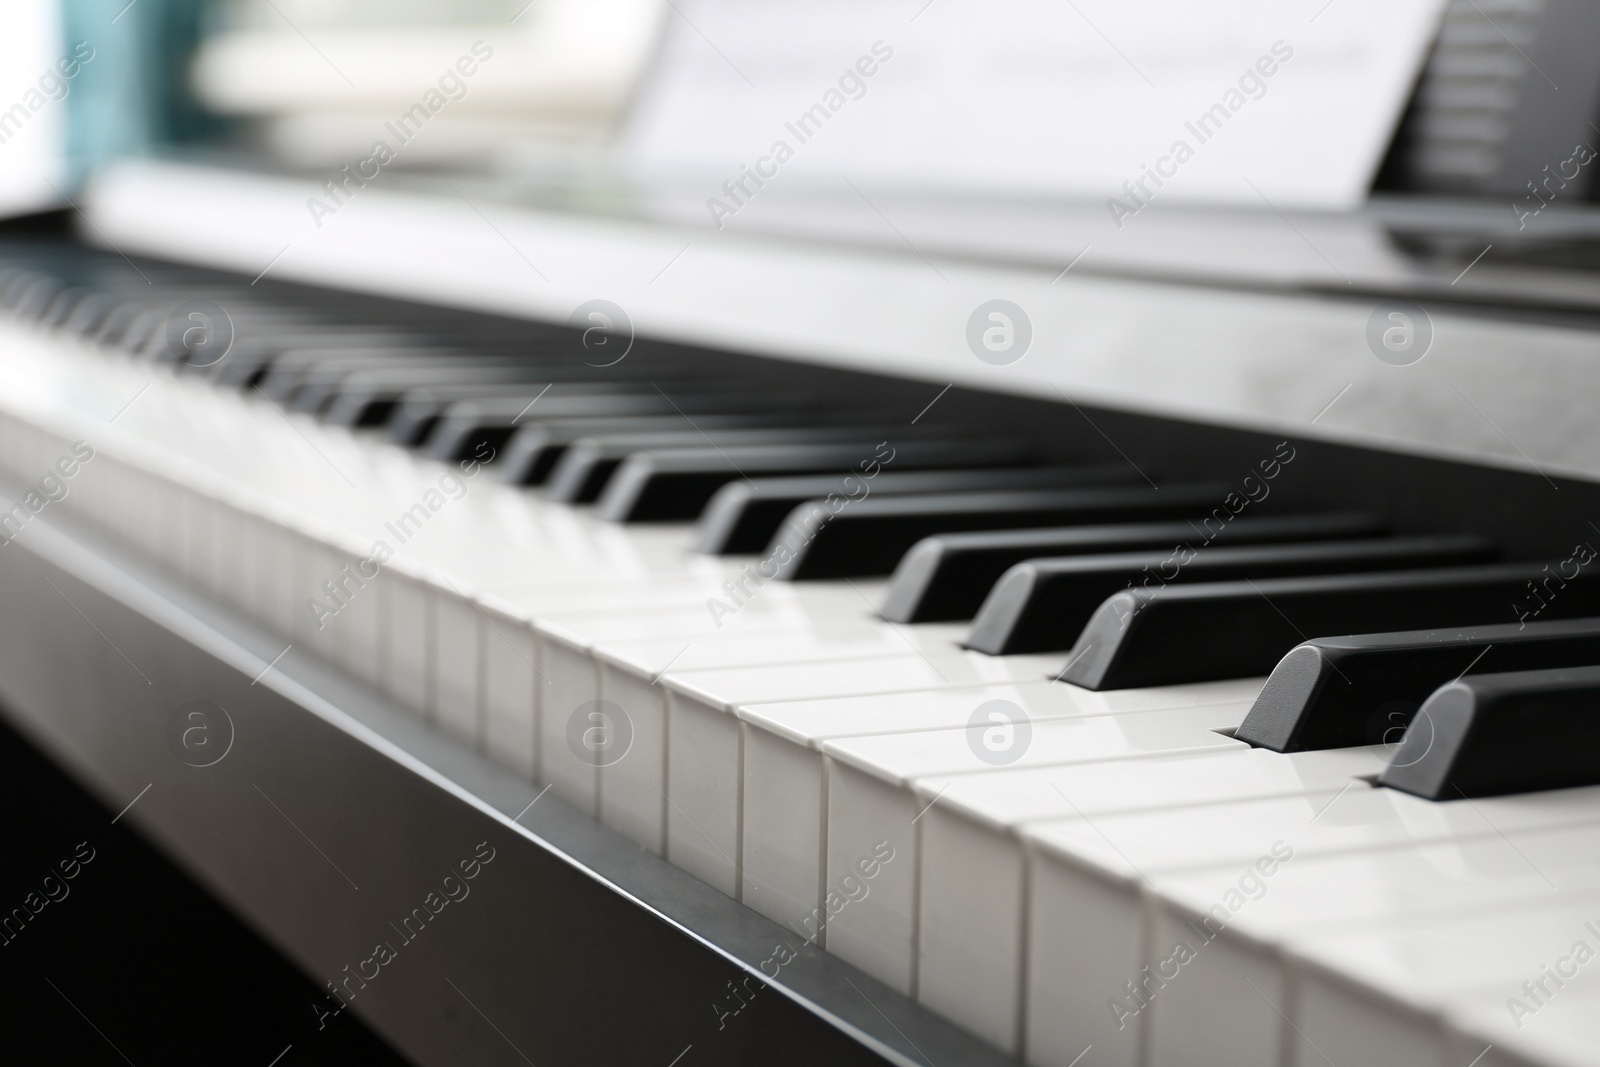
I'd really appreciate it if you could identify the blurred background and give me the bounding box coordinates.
[6,0,1599,226]
[4,0,665,206]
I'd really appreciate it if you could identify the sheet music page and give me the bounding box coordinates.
[621,0,1446,223]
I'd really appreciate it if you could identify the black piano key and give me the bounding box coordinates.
[114,303,238,355]
[496,414,786,486]
[421,389,700,461]
[309,345,706,422]
[770,483,1237,580]
[694,465,1134,554]
[389,388,665,447]
[324,379,451,427]
[198,327,550,381]
[109,307,169,354]
[0,270,42,307]
[37,285,92,327]
[1059,563,1600,691]
[365,380,654,443]
[7,274,64,319]
[597,439,1038,522]
[322,370,543,427]
[144,311,324,367]
[422,388,820,464]
[1236,616,1600,752]
[1380,665,1600,799]
[878,512,1389,623]
[544,427,922,504]
[966,534,1499,655]
[88,301,153,348]
[210,334,417,389]
[59,290,118,336]
[99,293,309,358]
[258,347,495,403]
[393,389,821,451]
[321,364,682,426]
[291,359,573,414]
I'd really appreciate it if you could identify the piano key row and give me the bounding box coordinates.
[1,256,1597,1067]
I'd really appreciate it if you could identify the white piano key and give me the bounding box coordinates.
[1145,822,1600,1067]
[213,493,250,602]
[662,652,1065,899]
[154,474,184,576]
[432,584,482,746]
[738,715,828,929]
[734,678,1261,947]
[0,413,16,475]
[111,456,137,538]
[286,529,321,645]
[1445,977,1600,1067]
[98,454,128,533]
[531,589,885,821]
[1028,834,1158,1067]
[823,747,922,995]
[820,707,1248,1004]
[187,481,216,592]
[230,503,261,619]
[64,433,100,524]
[1020,773,1598,1067]
[208,492,242,607]
[919,798,1030,1052]
[384,563,432,717]
[55,419,99,514]
[247,507,286,629]
[597,655,671,852]
[339,543,385,686]
[69,439,109,528]
[179,482,203,586]
[536,618,605,814]
[307,537,351,665]
[902,713,1260,1049]
[479,595,538,778]
[1286,899,1600,1067]
[126,463,156,562]
[592,627,900,854]
[273,523,310,640]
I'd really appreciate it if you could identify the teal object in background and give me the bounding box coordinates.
[61,0,224,186]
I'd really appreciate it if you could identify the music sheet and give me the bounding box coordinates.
[622,0,1447,221]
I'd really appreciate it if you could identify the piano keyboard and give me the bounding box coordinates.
[3,240,1600,1067]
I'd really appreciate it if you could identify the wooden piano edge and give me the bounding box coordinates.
[0,486,1019,1067]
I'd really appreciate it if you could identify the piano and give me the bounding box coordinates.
[7,3,1600,1066]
